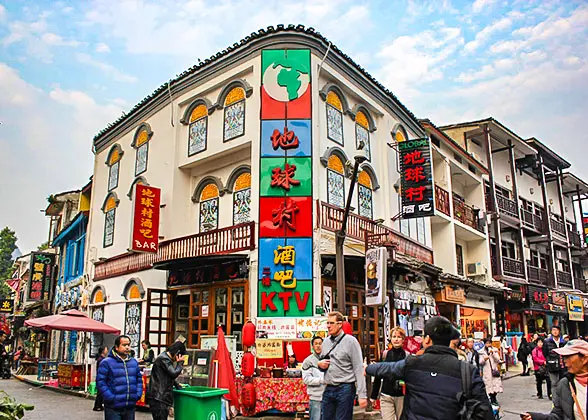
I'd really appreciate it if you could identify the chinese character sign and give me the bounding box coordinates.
[255,339,284,358]
[399,138,434,219]
[258,49,313,317]
[365,247,387,306]
[131,184,161,253]
[0,299,14,314]
[568,294,584,321]
[28,252,55,301]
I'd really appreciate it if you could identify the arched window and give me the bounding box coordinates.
[102,193,119,247]
[355,110,371,160]
[233,172,251,224]
[223,87,246,141]
[327,155,345,208]
[189,104,208,156]
[200,183,219,232]
[132,124,152,176]
[326,91,344,145]
[106,145,123,191]
[123,279,143,359]
[358,170,373,219]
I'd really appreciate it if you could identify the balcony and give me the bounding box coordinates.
[94,222,256,280]
[502,256,525,279]
[556,270,573,288]
[527,264,551,287]
[521,208,544,233]
[569,230,582,248]
[497,196,519,219]
[453,197,484,233]
[318,201,433,264]
[550,217,567,240]
[435,184,451,217]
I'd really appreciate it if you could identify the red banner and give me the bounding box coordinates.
[131,184,161,253]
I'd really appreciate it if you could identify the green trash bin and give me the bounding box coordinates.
[173,386,228,420]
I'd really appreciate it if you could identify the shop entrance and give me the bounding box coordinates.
[146,289,175,356]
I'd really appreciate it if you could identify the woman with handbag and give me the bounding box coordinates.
[532,338,552,399]
[479,338,503,404]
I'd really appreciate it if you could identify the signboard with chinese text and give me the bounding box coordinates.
[255,317,298,339]
[551,292,567,313]
[567,294,584,321]
[28,252,55,301]
[131,184,161,253]
[365,247,387,306]
[528,286,550,311]
[0,299,14,314]
[255,339,284,358]
[399,138,434,219]
[258,49,313,317]
[296,317,328,339]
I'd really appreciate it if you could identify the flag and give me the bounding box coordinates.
[215,326,240,412]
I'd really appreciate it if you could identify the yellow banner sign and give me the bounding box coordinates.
[255,339,283,358]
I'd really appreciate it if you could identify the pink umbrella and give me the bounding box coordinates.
[25,309,120,334]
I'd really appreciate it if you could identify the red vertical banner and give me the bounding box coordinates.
[131,184,161,253]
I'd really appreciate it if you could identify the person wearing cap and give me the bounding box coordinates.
[366,316,494,420]
[148,341,187,420]
[543,325,567,389]
[521,339,588,420]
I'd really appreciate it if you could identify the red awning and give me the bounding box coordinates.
[25,309,120,334]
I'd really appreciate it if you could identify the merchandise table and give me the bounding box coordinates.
[236,377,309,416]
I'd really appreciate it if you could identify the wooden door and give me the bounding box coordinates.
[189,289,210,348]
[146,289,175,356]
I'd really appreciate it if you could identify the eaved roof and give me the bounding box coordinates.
[526,137,571,171]
[93,24,425,152]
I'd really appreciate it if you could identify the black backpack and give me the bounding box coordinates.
[457,362,491,420]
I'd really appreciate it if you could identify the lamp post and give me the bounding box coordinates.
[335,148,369,314]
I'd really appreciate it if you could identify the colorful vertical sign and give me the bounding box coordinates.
[131,184,161,253]
[567,294,584,321]
[258,49,313,317]
[28,252,56,301]
[399,138,434,219]
[365,247,387,306]
[583,213,588,245]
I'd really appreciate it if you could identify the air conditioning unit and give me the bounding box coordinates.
[467,262,487,277]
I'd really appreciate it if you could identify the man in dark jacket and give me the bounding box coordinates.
[96,335,143,420]
[148,341,187,420]
[366,316,493,420]
[543,325,567,388]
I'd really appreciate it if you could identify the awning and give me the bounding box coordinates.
[52,213,87,247]
[25,309,120,334]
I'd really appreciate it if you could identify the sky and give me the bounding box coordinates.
[0,0,587,253]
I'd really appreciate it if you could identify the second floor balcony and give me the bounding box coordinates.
[550,217,567,240]
[453,197,484,233]
[493,253,525,279]
[569,230,583,248]
[521,208,544,233]
[556,270,573,288]
[485,193,519,219]
[527,263,551,287]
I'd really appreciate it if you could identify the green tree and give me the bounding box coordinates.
[37,241,49,251]
[0,227,18,298]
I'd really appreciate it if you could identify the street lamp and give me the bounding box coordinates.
[335,146,369,314]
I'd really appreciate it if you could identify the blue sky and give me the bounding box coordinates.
[0,0,587,252]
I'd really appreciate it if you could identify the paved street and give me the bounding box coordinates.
[499,374,554,420]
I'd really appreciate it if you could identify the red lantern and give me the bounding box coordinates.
[241,382,256,408]
[242,321,256,347]
[241,352,255,377]
[342,320,353,335]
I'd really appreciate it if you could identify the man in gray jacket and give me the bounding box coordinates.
[302,336,326,420]
[317,311,367,420]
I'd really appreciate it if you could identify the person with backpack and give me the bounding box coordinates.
[366,316,493,420]
[370,327,408,420]
[465,338,480,369]
[543,325,567,388]
[518,338,532,376]
[531,338,551,399]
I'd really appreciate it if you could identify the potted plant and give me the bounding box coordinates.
[0,391,34,419]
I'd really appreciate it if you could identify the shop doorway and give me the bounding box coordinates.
[146,289,175,356]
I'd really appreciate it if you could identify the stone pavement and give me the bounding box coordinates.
[499,373,553,420]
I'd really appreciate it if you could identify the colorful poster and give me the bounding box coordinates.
[255,339,284,358]
[365,247,387,306]
[258,49,313,317]
[296,317,328,339]
[130,184,161,253]
[567,294,584,321]
[399,138,434,219]
[28,252,56,301]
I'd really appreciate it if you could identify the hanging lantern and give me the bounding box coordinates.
[242,321,256,347]
[342,320,353,335]
[241,351,255,377]
[241,382,256,408]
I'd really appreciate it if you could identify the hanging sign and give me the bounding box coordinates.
[130,184,161,253]
[365,247,387,306]
[255,317,297,339]
[567,294,584,321]
[399,138,434,219]
[28,252,55,301]
[528,286,550,311]
[583,213,588,245]
[256,339,284,358]
[0,299,14,314]
[296,317,328,339]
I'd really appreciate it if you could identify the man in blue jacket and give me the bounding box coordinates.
[97,335,143,420]
[366,316,493,420]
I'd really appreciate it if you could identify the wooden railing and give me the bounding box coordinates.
[556,270,573,288]
[319,201,434,264]
[503,256,525,278]
[496,195,519,219]
[521,209,544,233]
[435,184,450,216]
[453,197,484,233]
[94,222,256,280]
[550,217,567,239]
[527,264,550,287]
[569,230,582,248]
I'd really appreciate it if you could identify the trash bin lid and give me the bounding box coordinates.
[173,386,228,398]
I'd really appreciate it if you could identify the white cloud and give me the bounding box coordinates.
[95,42,111,53]
[463,16,514,53]
[472,0,498,13]
[41,32,81,47]
[76,53,137,83]
[514,4,588,42]
[0,4,6,21]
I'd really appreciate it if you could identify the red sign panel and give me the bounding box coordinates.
[131,184,161,253]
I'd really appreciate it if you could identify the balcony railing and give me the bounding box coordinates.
[556,270,573,288]
[435,184,451,216]
[527,263,550,287]
[453,197,484,233]
[94,222,256,280]
[521,208,544,233]
[502,256,525,278]
[550,217,567,239]
[318,201,434,264]
[496,195,519,219]
[569,230,582,248]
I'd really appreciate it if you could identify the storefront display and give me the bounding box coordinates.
[394,290,437,337]
[460,307,491,338]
